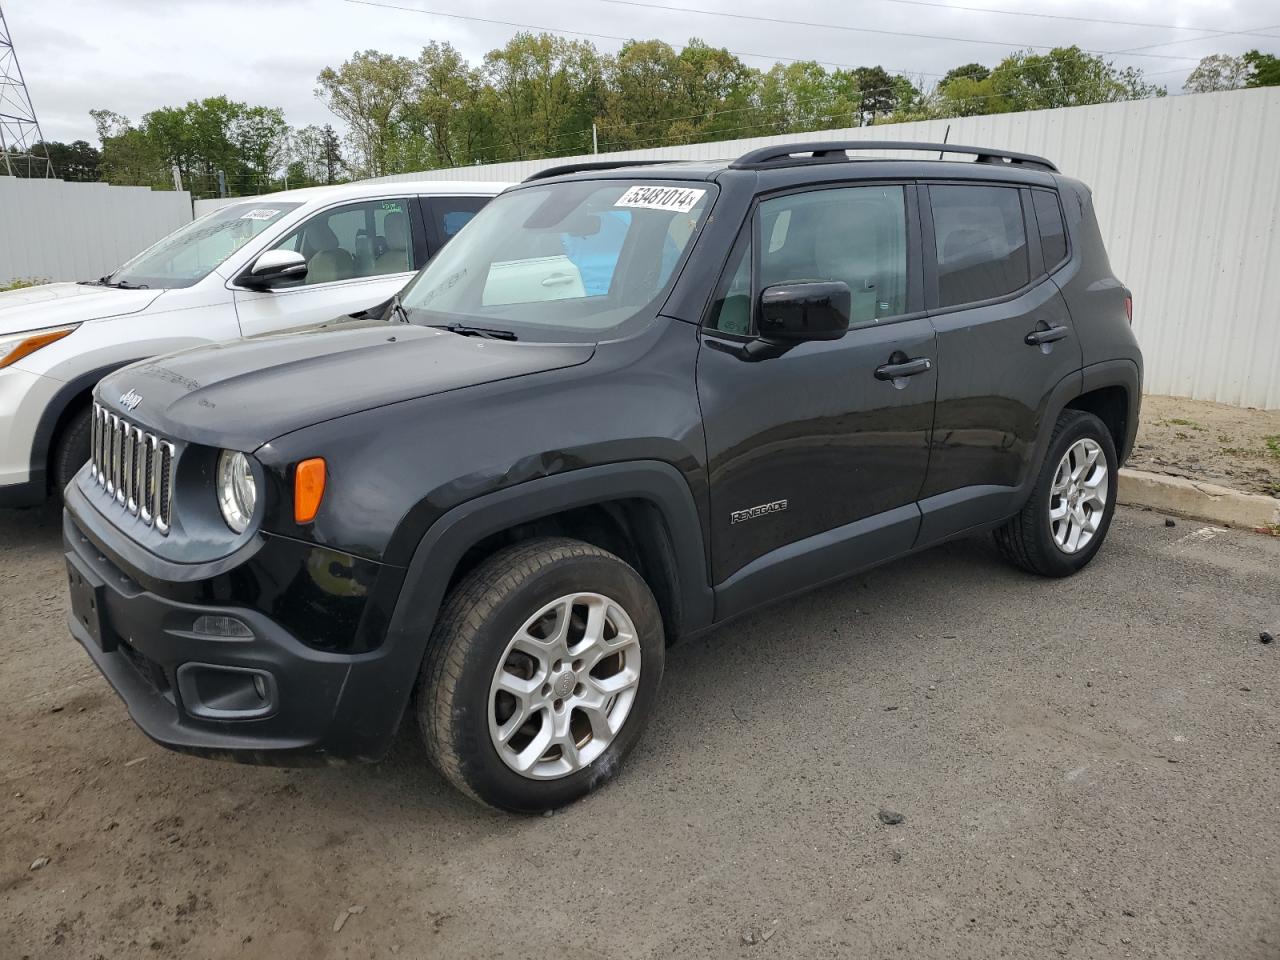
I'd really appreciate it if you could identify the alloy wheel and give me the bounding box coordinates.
[488,592,641,780]
[1049,437,1109,554]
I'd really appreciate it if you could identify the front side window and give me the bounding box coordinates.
[109,202,300,289]
[758,185,909,328]
[270,198,417,286]
[400,180,715,340]
[931,185,1030,307]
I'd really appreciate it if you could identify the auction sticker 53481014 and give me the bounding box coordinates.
[615,185,706,213]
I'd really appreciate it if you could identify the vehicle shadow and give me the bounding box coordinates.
[318,530,1021,821]
[0,501,64,553]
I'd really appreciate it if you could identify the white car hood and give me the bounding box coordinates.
[0,282,165,336]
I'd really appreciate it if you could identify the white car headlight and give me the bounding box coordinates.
[216,451,257,533]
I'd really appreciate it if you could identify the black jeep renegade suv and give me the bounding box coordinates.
[64,142,1141,811]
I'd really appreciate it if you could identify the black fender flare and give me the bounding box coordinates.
[1014,357,1140,511]
[385,460,713,646]
[331,461,714,753]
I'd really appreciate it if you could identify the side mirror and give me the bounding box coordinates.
[244,250,307,289]
[758,280,851,342]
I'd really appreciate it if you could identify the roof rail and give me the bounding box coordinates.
[730,141,1058,173]
[523,159,679,182]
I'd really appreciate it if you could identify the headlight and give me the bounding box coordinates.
[0,324,79,369]
[216,451,257,533]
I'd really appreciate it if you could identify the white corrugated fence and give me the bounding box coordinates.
[0,178,192,287]
[10,88,1280,408]
[367,87,1280,409]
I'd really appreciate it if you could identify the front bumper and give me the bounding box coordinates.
[63,507,414,763]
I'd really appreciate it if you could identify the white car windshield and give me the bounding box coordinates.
[106,201,301,289]
[399,179,715,339]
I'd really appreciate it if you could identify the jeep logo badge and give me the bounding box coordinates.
[119,389,143,412]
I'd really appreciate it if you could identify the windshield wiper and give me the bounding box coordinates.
[428,323,518,342]
[386,294,410,324]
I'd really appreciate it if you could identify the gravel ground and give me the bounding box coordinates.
[1130,396,1280,497]
[2,504,1278,960]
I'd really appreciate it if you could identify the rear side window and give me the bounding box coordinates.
[1032,189,1068,271]
[930,185,1029,307]
[427,196,490,246]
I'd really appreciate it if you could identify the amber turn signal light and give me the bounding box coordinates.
[294,458,326,524]
[0,325,78,369]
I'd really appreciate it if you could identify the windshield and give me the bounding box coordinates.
[399,180,715,339]
[108,201,301,289]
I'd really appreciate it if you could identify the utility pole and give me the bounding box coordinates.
[171,164,183,192]
[217,169,227,198]
[592,123,598,155]
[0,4,53,177]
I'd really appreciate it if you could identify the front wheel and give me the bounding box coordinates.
[994,409,1119,577]
[51,406,93,498]
[415,538,665,812]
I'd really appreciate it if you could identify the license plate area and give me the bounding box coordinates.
[66,553,116,652]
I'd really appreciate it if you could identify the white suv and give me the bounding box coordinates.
[0,179,508,507]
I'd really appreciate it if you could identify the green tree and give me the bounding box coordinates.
[850,66,898,123]
[756,61,851,134]
[989,46,1164,111]
[940,62,991,88]
[12,140,101,180]
[316,50,415,177]
[483,33,603,160]
[90,109,169,189]
[1184,54,1249,92]
[1243,49,1280,87]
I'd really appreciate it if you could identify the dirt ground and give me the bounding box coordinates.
[2,503,1278,959]
[1130,396,1280,497]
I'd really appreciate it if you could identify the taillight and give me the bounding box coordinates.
[1124,296,1133,324]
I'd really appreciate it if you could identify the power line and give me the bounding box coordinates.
[592,0,1205,62]
[1111,22,1280,54]
[763,0,1280,39]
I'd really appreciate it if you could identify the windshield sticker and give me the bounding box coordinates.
[615,185,706,214]
[239,208,281,221]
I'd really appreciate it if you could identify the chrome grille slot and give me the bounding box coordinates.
[90,401,176,534]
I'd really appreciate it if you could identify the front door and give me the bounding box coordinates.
[696,183,937,601]
[232,196,425,337]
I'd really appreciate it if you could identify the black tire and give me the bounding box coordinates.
[416,537,665,813]
[51,405,93,498]
[994,409,1119,577]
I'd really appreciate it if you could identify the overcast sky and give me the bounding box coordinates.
[7,0,1279,144]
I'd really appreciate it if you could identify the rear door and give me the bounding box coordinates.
[421,195,492,254]
[917,181,1083,542]
[232,196,426,337]
[696,182,937,601]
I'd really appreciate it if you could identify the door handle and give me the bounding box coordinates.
[1025,325,1070,346]
[874,356,932,380]
[541,273,575,287]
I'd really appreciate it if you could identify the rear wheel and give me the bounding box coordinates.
[416,537,664,812]
[994,409,1118,577]
[51,405,92,498]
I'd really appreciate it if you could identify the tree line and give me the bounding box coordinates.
[7,40,1278,198]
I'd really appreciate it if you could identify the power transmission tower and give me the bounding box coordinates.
[0,4,53,177]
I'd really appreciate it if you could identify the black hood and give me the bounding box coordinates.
[97,320,595,451]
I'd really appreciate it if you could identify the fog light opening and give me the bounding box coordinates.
[191,615,254,639]
[252,674,267,701]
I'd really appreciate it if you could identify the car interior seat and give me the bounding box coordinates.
[304,222,356,284]
[374,213,411,274]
